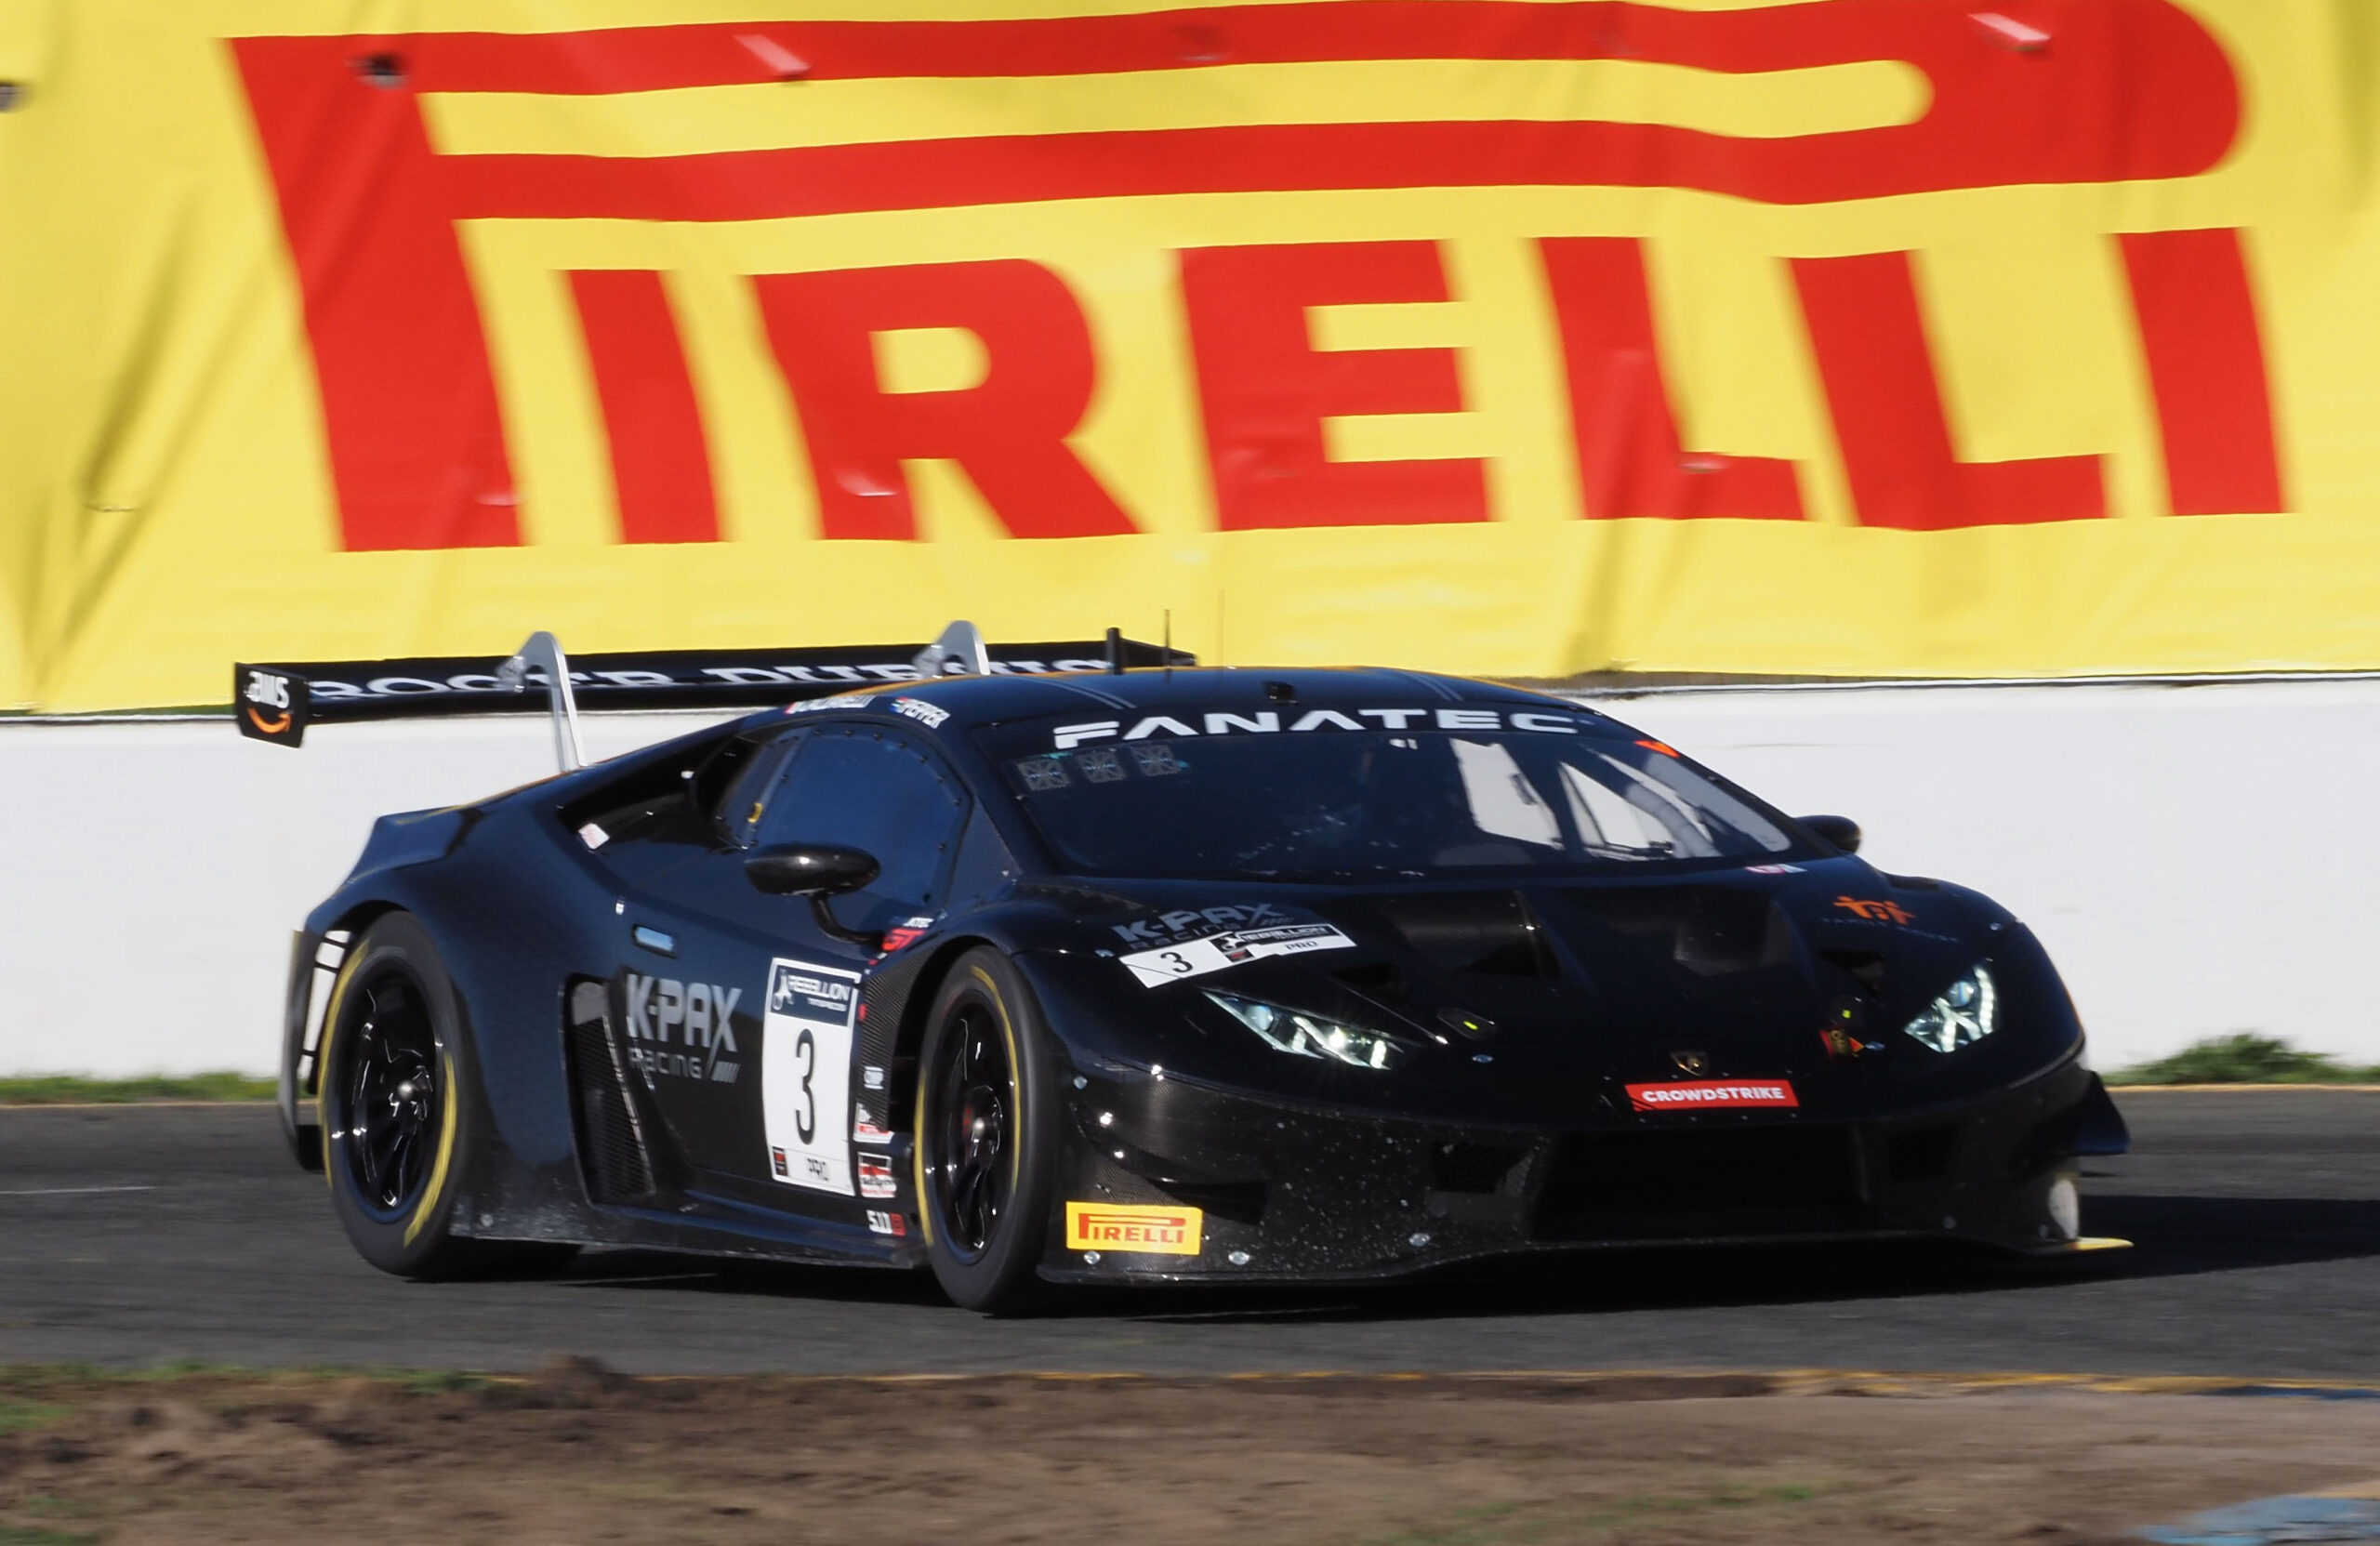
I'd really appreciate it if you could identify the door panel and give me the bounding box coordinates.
[588,720,969,1208]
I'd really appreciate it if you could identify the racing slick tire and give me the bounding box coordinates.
[318,913,576,1281]
[915,947,1062,1314]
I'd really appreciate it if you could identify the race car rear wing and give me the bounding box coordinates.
[233,620,1190,763]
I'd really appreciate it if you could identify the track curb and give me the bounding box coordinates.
[576,1368,2380,1402]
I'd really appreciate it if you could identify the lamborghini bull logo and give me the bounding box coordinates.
[623,974,743,1084]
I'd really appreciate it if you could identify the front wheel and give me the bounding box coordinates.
[913,948,1061,1313]
[318,912,574,1280]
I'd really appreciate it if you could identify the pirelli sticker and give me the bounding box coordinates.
[1064,1201,1203,1256]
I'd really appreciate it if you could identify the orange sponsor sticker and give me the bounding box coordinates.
[1064,1201,1203,1256]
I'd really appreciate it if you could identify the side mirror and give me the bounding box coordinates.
[746,844,883,949]
[1797,814,1862,854]
[745,843,879,896]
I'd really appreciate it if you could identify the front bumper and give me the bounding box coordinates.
[1043,1052,2122,1284]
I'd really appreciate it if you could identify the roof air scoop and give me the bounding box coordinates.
[497,630,585,773]
[911,620,992,679]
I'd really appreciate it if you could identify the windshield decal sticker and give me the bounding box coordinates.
[1833,896,1913,924]
[784,692,878,715]
[1049,706,1596,750]
[1119,922,1356,987]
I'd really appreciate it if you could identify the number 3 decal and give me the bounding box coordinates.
[792,1027,816,1143]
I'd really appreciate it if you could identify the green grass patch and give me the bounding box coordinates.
[0,1526,99,1546]
[2110,1033,2380,1087]
[1355,1483,1843,1545]
[0,1073,273,1104]
[0,1402,69,1434]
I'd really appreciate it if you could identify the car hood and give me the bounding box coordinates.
[1006,858,2080,1126]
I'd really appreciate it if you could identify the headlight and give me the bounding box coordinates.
[1204,991,1415,1071]
[1901,965,1998,1052]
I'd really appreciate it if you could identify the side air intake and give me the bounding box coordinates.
[562,979,657,1204]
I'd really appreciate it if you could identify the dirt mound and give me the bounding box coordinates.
[0,1367,2373,1544]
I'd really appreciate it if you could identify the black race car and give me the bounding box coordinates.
[245,626,2128,1311]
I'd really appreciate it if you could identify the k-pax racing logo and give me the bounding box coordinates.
[623,974,744,1084]
[228,2,2276,555]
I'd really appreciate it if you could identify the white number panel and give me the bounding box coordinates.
[760,958,859,1196]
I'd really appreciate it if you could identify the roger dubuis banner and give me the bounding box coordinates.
[0,0,2372,709]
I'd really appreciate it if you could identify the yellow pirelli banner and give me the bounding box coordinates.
[1,0,2374,710]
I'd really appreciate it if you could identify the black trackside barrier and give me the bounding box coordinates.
[231,638,1191,748]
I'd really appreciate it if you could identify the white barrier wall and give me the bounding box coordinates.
[3,679,2374,1076]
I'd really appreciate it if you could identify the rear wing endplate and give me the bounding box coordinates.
[233,623,1189,752]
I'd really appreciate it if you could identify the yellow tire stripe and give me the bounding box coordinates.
[403,1048,460,1248]
[918,964,1029,1250]
[313,949,362,1186]
[968,965,1027,1195]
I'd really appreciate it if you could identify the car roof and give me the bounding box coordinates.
[769,665,1596,734]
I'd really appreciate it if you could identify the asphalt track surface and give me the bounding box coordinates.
[1,1091,2373,1378]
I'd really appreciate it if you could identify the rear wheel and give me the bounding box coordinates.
[914,948,1060,1313]
[319,913,575,1279]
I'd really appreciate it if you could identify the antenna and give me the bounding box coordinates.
[1163,609,1172,673]
[1104,626,1124,675]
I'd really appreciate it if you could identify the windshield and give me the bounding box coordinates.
[978,709,1805,882]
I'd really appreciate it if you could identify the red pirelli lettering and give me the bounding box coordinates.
[752,260,1136,540]
[1792,251,2104,529]
[2119,229,2286,516]
[1182,241,1488,531]
[568,270,720,544]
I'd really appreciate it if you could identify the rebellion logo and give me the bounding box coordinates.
[1064,1202,1204,1256]
[623,973,743,1083]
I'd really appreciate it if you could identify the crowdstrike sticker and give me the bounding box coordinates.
[1118,922,1356,987]
[1626,1080,1800,1112]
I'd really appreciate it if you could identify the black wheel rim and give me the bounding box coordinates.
[332,969,442,1222]
[928,999,1013,1262]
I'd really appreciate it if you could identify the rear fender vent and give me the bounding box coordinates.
[563,978,658,1205]
[1368,892,1555,978]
